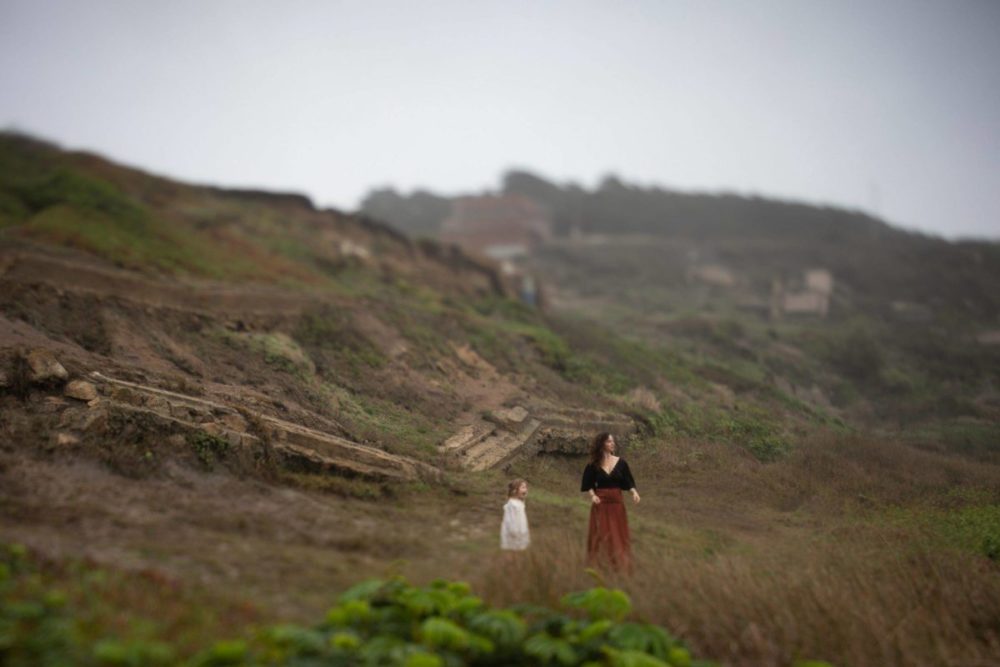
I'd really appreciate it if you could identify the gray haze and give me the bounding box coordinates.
[2,0,998,238]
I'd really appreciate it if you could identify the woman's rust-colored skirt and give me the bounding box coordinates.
[587,488,632,572]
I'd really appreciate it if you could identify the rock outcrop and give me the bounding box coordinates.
[75,372,443,483]
[440,404,637,471]
[64,380,98,402]
[25,349,68,385]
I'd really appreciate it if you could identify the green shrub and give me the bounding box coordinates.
[188,431,230,468]
[13,168,142,220]
[290,576,711,667]
[294,308,386,372]
[822,326,884,383]
[722,409,791,463]
[650,404,790,462]
[984,534,1000,562]
[885,504,1000,561]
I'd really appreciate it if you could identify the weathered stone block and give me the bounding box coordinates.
[65,380,98,402]
[25,349,68,384]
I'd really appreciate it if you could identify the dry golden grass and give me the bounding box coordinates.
[474,430,1000,667]
[475,527,1000,667]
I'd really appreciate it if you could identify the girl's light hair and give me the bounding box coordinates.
[507,478,527,497]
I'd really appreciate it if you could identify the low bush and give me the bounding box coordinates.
[1,542,718,667]
[650,404,791,462]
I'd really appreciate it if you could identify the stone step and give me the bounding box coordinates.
[487,405,530,428]
[463,418,541,472]
[440,421,496,454]
[439,405,637,471]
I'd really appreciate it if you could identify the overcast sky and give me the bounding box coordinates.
[1,0,998,238]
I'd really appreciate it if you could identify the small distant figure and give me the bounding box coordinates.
[500,478,530,551]
[580,433,639,572]
[520,274,537,307]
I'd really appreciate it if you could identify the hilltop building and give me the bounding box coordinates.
[439,194,551,307]
[770,268,834,319]
[687,263,737,288]
[440,195,552,262]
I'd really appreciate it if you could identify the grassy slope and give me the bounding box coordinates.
[2,134,1000,666]
[530,237,1000,460]
[363,165,1000,457]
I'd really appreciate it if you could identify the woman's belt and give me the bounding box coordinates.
[593,487,624,503]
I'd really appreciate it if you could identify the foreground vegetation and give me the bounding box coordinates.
[2,543,723,667]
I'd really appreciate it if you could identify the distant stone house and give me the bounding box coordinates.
[771,268,834,319]
[687,263,737,288]
[976,330,1000,345]
[439,195,553,262]
[804,269,833,296]
[782,290,829,316]
[439,195,552,307]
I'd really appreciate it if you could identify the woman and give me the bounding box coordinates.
[580,432,640,571]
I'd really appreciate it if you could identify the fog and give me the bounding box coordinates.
[1,0,998,238]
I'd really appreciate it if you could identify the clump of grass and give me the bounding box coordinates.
[721,408,791,462]
[326,384,449,459]
[294,308,386,374]
[884,504,1000,562]
[236,408,279,475]
[188,431,230,468]
[625,387,662,413]
[10,166,140,217]
[902,420,1000,462]
[215,329,316,377]
[463,303,671,398]
[649,403,790,462]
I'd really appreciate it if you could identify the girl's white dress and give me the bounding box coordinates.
[500,498,530,550]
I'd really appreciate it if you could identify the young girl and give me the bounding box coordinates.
[500,478,530,551]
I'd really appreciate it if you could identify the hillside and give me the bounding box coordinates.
[363,170,1000,441]
[2,134,1000,666]
[1,134,659,463]
[363,170,1000,319]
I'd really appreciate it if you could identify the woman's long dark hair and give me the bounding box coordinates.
[589,432,612,466]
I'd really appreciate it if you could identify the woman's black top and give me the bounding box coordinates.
[580,458,636,492]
